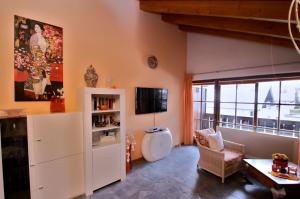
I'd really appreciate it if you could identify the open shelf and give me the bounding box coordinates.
[92,125,120,132]
[92,110,120,114]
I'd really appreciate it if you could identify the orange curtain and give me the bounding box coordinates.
[183,74,193,145]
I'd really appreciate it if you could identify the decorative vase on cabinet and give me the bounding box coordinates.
[79,88,126,196]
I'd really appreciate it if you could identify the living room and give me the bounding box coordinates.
[0,0,299,199]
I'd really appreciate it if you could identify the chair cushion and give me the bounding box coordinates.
[223,149,243,167]
[195,128,215,147]
[207,131,224,151]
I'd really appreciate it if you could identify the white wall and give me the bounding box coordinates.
[219,127,299,163]
[187,33,300,80]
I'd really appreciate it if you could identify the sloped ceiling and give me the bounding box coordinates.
[139,0,299,47]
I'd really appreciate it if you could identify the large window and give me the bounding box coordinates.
[193,77,300,138]
[193,84,215,130]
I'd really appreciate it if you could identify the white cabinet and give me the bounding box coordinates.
[80,88,126,196]
[92,144,121,190]
[27,113,83,164]
[27,112,84,199]
[30,154,84,199]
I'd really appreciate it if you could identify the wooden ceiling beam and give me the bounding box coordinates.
[162,14,300,41]
[140,0,291,21]
[179,25,298,48]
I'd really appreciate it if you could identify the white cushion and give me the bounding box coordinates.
[207,130,224,151]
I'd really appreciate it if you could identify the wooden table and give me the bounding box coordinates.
[243,159,300,198]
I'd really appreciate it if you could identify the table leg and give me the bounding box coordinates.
[271,187,286,199]
[242,162,253,184]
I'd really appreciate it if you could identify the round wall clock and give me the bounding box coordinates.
[147,56,158,69]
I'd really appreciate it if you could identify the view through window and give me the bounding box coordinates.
[219,84,255,131]
[193,85,215,130]
[192,78,300,138]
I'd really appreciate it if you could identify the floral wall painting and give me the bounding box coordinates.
[14,15,63,101]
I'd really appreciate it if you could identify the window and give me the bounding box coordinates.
[193,76,300,138]
[219,84,255,130]
[192,84,215,130]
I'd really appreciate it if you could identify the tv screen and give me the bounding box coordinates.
[135,87,168,114]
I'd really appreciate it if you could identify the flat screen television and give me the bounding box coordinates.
[135,87,168,114]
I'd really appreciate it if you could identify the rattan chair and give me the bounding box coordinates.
[195,132,245,183]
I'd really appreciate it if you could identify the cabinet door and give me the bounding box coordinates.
[27,113,83,164]
[92,144,121,190]
[30,154,84,199]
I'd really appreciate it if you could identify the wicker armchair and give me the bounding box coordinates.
[195,134,245,183]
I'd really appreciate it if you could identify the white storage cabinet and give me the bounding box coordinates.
[80,88,126,196]
[27,112,84,199]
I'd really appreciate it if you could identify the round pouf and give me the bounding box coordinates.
[141,128,173,162]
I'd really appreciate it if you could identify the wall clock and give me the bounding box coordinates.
[147,56,158,69]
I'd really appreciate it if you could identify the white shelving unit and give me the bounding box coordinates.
[80,88,126,196]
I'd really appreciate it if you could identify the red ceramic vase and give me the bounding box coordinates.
[50,97,65,113]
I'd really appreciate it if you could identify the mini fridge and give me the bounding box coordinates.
[0,117,30,199]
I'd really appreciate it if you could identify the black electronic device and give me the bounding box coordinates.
[135,87,168,114]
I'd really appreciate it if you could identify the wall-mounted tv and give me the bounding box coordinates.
[135,87,168,114]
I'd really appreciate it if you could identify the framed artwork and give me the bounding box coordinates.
[14,15,63,101]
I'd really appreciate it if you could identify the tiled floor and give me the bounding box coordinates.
[87,146,272,199]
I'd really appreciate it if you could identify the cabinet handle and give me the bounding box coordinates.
[38,186,44,190]
[35,139,42,142]
[30,164,35,167]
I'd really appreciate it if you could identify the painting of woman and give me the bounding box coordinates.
[14,15,63,101]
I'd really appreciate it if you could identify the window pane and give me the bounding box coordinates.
[236,103,254,127]
[237,84,255,103]
[281,80,300,105]
[279,105,300,137]
[201,102,214,121]
[193,102,201,120]
[257,104,278,131]
[192,85,201,101]
[258,81,279,104]
[221,84,236,102]
[194,119,201,130]
[193,102,201,130]
[193,101,215,129]
[202,85,215,102]
[201,120,214,129]
[220,103,235,125]
[236,103,254,119]
[258,104,279,120]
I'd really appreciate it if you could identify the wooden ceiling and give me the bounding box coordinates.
[139,0,300,47]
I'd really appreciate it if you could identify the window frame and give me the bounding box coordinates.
[192,73,300,138]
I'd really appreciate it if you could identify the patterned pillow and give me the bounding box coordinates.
[195,128,215,147]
